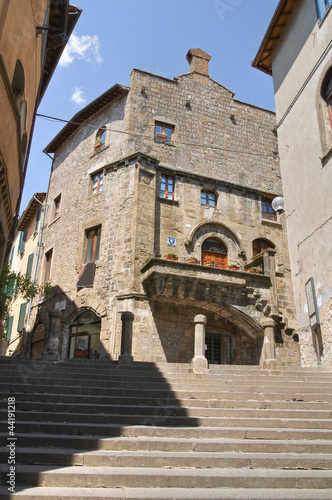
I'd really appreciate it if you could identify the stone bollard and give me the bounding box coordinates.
[261,317,280,371]
[43,310,62,362]
[191,314,209,373]
[118,311,134,366]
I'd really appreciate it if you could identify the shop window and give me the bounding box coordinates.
[53,195,61,220]
[154,122,174,145]
[44,249,53,283]
[95,127,107,150]
[90,171,103,195]
[160,174,175,200]
[316,0,332,20]
[201,190,216,207]
[253,238,275,256]
[202,238,228,269]
[85,227,101,263]
[261,198,277,222]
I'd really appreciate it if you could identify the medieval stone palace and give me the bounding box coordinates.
[26,49,300,368]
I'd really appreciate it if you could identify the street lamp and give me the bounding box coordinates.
[272,196,285,214]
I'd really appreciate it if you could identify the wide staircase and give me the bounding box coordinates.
[0,357,332,499]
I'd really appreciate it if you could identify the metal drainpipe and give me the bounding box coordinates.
[24,196,47,355]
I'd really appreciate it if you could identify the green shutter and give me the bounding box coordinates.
[5,316,14,341]
[17,302,27,332]
[18,231,27,254]
[9,246,14,266]
[26,253,34,279]
[34,208,41,234]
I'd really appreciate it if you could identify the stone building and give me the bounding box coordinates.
[0,0,81,271]
[253,0,332,366]
[27,49,300,368]
[3,193,46,357]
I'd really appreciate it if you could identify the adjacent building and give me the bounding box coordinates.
[253,0,332,366]
[4,194,46,356]
[0,0,81,271]
[26,49,300,368]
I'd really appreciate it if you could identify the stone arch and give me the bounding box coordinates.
[185,220,245,263]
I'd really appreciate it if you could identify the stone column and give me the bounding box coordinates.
[118,311,134,366]
[261,317,280,371]
[43,310,62,362]
[191,314,208,373]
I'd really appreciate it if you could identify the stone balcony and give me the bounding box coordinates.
[141,258,273,337]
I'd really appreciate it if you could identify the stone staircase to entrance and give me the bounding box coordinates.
[0,357,332,499]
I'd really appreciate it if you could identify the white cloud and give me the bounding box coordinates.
[70,87,87,106]
[60,33,103,67]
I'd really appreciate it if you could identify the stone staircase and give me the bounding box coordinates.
[0,357,332,499]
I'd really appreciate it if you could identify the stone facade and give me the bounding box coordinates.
[254,0,332,366]
[27,49,300,368]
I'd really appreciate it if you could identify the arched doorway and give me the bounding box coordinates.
[206,329,233,364]
[68,310,101,359]
[31,324,45,358]
[202,238,228,268]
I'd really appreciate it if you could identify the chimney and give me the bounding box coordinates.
[186,48,211,77]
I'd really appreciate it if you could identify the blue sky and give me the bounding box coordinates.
[22,0,279,213]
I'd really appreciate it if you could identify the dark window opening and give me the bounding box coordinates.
[85,227,101,263]
[206,332,232,365]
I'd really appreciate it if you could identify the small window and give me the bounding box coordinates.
[54,195,61,220]
[26,253,34,279]
[17,302,28,332]
[160,174,174,200]
[90,171,103,195]
[85,227,101,263]
[201,190,216,207]
[95,128,107,150]
[316,0,332,20]
[253,238,275,256]
[44,249,53,283]
[261,198,277,222]
[33,207,41,235]
[154,122,174,145]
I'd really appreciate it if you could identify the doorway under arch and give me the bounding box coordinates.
[68,309,101,359]
[206,329,233,365]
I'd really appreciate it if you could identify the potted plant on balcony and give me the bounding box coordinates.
[226,262,240,271]
[186,256,200,264]
[164,253,178,261]
[247,266,261,274]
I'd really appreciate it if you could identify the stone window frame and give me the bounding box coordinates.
[53,194,61,221]
[316,63,332,160]
[84,226,102,264]
[160,173,175,200]
[94,127,107,152]
[43,248,53,284]
[154,121,175,146]
[90,170,103,195]
[261,197,277,223]
[201,189,217,207]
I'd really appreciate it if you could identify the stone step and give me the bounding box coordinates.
[4,392,332,410]
[1,447,331,469]
[2,364,332,382]
[1,487,332,499]
[2,405,331,421]
[1,415,331,436]
[2,425,332,447]
[2,465,332,489]
[2,383,332,402]
[2,374,332,392]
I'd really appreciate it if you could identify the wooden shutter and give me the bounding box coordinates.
[17,302,27,332]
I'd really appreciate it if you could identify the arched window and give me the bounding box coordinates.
[322,68,332,130]
[11,60,25,101]
[253,238,275,257]
[95,127,107,150]
[202,238,228,268]
[11,60,27,157]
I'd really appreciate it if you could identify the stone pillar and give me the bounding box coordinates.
[191,314,208,373]
[43,310,62,362]
[118,311,134,366]
[261,317,280,371]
